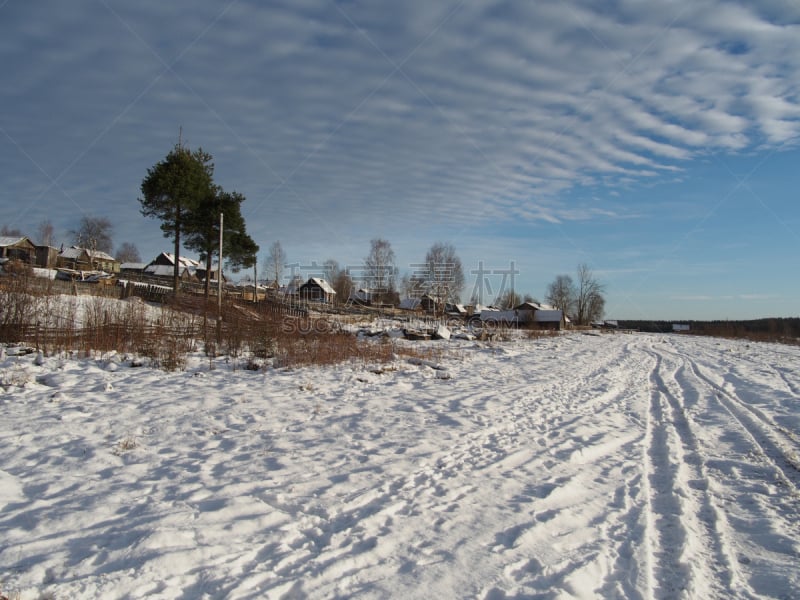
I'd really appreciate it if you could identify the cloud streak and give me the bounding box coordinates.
[5,4,800,212]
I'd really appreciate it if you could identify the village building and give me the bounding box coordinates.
[420,293,439,313]
[298,277,336,303]
[56,246,120,273]
[398,298,422,311]
[281,277,304,299]
[474,302,567,330]
[35,245,59,269]
[349,288,373,305]
[119,262,147,276]
[514,302,567,330]
[139,253,221,284]
[0,236,36,265]
[478,307,519,326]
[445,303,467,316]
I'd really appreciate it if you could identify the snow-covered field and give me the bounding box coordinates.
[1,332,798,599]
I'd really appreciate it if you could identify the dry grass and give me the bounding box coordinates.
[525,328,561,339]
[112,436,138,456]
[0,276,477,372]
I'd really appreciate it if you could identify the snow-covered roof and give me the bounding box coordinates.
[0,236,31,247]
[473,304,496,312]
[58,247,83,260]
[446,303,467,314]
[304,277,336,295]
[155,253,200,268]
[58,246,116,262]
[235,281,268,290]
[120,262,147,271]
[144,264,190,277]
[516,302,558,311]
[88,249,116,261]
[515,301,541,311]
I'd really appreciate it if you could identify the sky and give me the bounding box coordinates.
[2,0,799,321]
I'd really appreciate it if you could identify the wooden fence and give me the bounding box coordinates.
[5,322,211,354]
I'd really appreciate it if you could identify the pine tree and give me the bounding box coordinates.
[184,187,259,298]
[139,144,214,294]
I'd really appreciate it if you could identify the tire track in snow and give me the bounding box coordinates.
[643,350,691,598]
[646,346,742,598]
[656,337,800,597]
[661,342,800,491]
[698,376,800,491]
[720,345,800,399]
[665,339,800,447]
[643,345,743,599]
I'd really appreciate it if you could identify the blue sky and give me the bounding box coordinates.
[2,0,799,320]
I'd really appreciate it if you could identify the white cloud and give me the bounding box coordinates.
[2,0,800,252]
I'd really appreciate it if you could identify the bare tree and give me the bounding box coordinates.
[115,242,141,263]
[400,272,425,299]
[421,242,465,306]
[497,289,522,309]
[71,216,113,253]
[264,241,286,287]
[323,258,340,285]
[364,238,396,301]
[37,220,55,247]
[1,225,23,237]
[324,259,353,302]
[545,274,576,315]
[587,291,605,324]
[574,264,605,325]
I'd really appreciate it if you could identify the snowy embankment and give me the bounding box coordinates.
[1,333,798,599]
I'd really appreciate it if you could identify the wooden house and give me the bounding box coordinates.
[515,302,566,330]
[35,245,59,269]
[57,246,120,273]
[298,277,337,303]
[398,298,422,311]
[143,253,200,281]
[349,288,373,305]
[0,236,36,264]
[420,293,438,313]
[120,262,147,276]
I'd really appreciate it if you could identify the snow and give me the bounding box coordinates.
[1,333,799,599]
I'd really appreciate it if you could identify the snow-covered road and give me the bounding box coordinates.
[1,333,798,599]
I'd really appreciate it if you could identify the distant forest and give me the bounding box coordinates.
[617,318,800,345]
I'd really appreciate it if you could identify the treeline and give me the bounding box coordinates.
[618,318,800,344]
